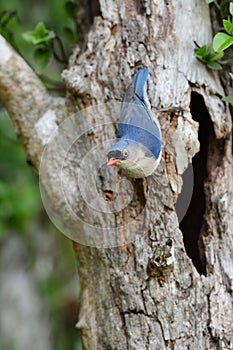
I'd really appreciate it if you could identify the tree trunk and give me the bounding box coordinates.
[0,0,233,349]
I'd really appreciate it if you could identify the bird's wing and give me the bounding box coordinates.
[120,67,153,129]
[117,102,162,159]
[117,68,162,159]
[118,96,161,140]
[132,68,149,107]
[122,68,150,109]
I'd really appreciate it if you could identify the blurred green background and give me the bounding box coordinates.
[0,1,81,349]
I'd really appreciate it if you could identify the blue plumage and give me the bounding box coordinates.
[107,68,162,178]
[132,68,149,104]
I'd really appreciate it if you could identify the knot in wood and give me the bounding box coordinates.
[147,238,175,279]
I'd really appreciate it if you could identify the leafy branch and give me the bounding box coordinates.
[21,1,76,74]
[0,1,76,91]
[194,1,233,70]
[23,22,58,72]
[0,9,19,47]
[194,44,223,70]
[194,1,233,103]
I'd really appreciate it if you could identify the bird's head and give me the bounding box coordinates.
[107,139,140,165]
[106,139,154,178]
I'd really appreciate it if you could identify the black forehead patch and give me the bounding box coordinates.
[107,150,123,160]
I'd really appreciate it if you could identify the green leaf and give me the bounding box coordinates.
[208,51,224,61]
[222,94,233,103]
[230,2,233,16]
[34,22,55,43]
[205,0,215,3]
[213,32,233,51]
[33,47,51,72]
[194,45,208,56]
[194,45,223,66]
[34,22,47,40]
[65,1,76,19]
[22,22,55,45]
[207,61,222,70]
[223,19,233,36]
[194,45,211,62]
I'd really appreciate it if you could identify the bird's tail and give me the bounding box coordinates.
[132,68,149,104]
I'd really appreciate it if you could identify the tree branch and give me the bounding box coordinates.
[0,34,72,169]
[0,34,86,243]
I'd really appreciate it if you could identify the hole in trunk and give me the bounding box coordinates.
[179,92,210,275]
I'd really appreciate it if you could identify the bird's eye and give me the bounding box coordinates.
[123,149,128,158]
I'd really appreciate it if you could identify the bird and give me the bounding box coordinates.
[106,68,162,178]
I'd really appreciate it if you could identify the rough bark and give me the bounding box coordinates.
[0,0,233,349]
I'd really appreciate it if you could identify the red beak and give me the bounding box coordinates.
[106,158,120,166]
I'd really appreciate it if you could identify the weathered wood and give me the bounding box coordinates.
[0,0,233,348]
[62,0,233,348]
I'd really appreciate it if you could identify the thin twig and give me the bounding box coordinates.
[51,36,67,64]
